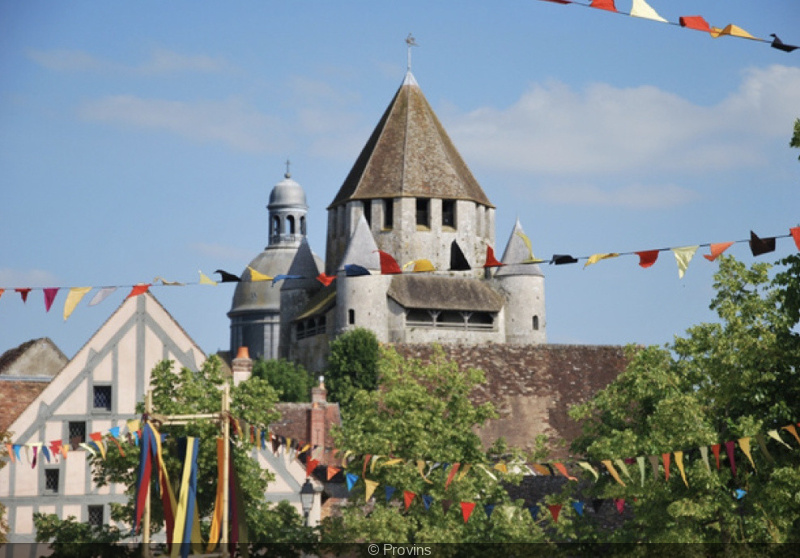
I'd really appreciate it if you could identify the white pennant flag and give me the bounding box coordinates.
[88,287,117,306]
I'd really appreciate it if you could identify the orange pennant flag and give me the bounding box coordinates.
[703,241,735,261]
[127,284,150,298]
[554,462,578,481]
[601,460,626,486]
[791,227,800,251]
[306,458,320,477]
[445,463,461,490]
[327,466,341,481]
[662,453,671,481]
[782,424,800,446]
[316,273,336,286]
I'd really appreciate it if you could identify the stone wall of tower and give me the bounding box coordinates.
[334,272,392,341]
[494,274,547,345]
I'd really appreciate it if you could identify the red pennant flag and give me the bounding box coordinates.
[15,288,32,303]
[590,0,617,13]
[49,440,63,456]
[127,284,150,298]
[703,241,735,261]
[711,443,722,470]
[615,499,625,514]
[377,250,402,274]
[43,288,59,312]
[363,454,372,477]
[461,501,476,523]
[791,227,800,251]
[636,250,659,268]
[445,463,461,490]
[662,453,671,481]
[680,16,712,33]
[404,490,416,511]
[547,504,562,523]
[306,458,320,477]
[725,440,737,477]
[316,273,336,287]
[483,246,504,268]
[327,466,341,481]
[6,443,15,463]
[0,288,4,301]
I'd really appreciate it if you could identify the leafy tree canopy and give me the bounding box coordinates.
[568,255,800,544]
[252,357,312,402]
[325,328,380,409]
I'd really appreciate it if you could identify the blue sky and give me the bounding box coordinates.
[1,0,799,359]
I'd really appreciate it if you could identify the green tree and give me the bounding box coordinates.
[0,431,11,544]
[34,355,316,552]
[568,255,800,545]
[252,357,312,402]
[325,328,380,409]
[318,346,554,548]
[791,118,800,160]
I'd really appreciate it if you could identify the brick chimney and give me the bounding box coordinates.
[231,346,252,386]
[310,376,327,449]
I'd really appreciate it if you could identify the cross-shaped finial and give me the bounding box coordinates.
[285,159,291,179]
[406,33,418,71]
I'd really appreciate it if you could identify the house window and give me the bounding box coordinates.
[69,421,86,449]
[44,468,59,494]
[287,215,296,234]
[533,315,539,330]
[363,201,371,227]
[88,505,104,527]
[442,200,456,229]
[416,198,430,229]
[301,216,306,235]
[272,215,281,237]
[93,385,112,412]
[348,309,355,325]
[382,199,393,230]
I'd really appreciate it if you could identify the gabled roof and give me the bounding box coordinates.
[328,71,493,209]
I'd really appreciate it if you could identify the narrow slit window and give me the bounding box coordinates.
[348,309,355,325]
[363,201,371,227]
[533,315,539,330]
[416,198,430,229]
[383,199,393,230]
[442,200,456,229]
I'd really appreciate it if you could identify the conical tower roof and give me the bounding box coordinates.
[328,72,493,209]
[496,219,544,277]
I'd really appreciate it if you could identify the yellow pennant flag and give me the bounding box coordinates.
[674,451,689,488]
[515,230,545,263]
[782,425,800,446]
[584,253,619,268]
[767,429,792,450]
[672,246,699,279]
[199,270,218,286]
[494,462,508,474]
[577,461,599,482]
[364,479,379,502]
[403,259,435,272]
[475,463,498,481]
[417,460,434,484]
[601,460,626,487]
[614,458,633,482]
[457,463,472,481]
[710,24,758,40]
[63,287,92,321]
[248,266,273,282]
[380,458,403,469]
[153,276,184,286]
[738,437,757,471]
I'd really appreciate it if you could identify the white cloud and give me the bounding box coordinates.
[0,268,60,287]
[28,48,230,75]
[79,95,284,152]
[446,65,800,177]
[537,183,700,209]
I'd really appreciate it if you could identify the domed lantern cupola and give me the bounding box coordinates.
[268,161,308,248]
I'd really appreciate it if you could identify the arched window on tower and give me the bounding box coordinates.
[287,215,295,235]
[416,198,430,230]
[533,315,539,330]
[272,216,281,237]
[301,216,306,235]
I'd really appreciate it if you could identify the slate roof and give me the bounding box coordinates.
[328,71,493,209]
[387,275,504,312]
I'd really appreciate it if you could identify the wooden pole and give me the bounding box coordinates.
[143,390,152,558]
[221,383,230,558]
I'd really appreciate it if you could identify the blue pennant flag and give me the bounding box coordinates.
[735,489,747,500]
[385,485,396,502]
[484,504,495,518]
[528,505,540,520]
[346,473,359,492]
[344,264,370,277]
[572,501,584,516]
[422,495,434,511]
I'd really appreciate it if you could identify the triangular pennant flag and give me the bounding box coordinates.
[43,288,59,312]
[402,259,435,273]
[781,424,800,446]
[198,271,218,286]
[345,473,358,492]
[589,0,616,13]
[584,253,619,268]
[364,479,379,502]
[528,505,540,520]
[577,461,599,481]
[735,489,747,500]
[738,437,757,471]
[770,34,799,53]
[636,456,646,486]
[493,461,508,474]
[769,429,793,449]
[449,240,472,271]
[630,0,667,22]
[442,499,453,514]
[15,288,31,303]
[214,269,241,282]
[755,433,775,464]
[531,463,551,476]
[554,462,577,481]
[247,266,272,282]
[461,502,476,523]
[362,454,372,477]
[88,287,116,306]
[615,499,625,514]
[272,274,304,286]
[385,485,396,502]
[63,287,92,321]
[445,462,461,489]
[126,284,150,298]
[376,250,402,274]
[790,227,800,251]
[551,254,578,265]
[152,276,184,286]
[725,440,737,477]
[749,231,776,257]
[711,444,722,470]
[344,264,370,277]
[674,451,688,488]
[680,16,712,33]
[483,246,503,268]
[6,444,15,463]
[316,273,336,287]
[327,466,341,481]
[423,495,434,511]
[515,230,544,263]
[710,24,757,40]
[601,460,626,486]
[662,453,671,481]
[572,501,584,516]
[614,458,633,482]
[648,455,660,480]
[90,432,107,459]
[306,458,320,477]
[672,246,699,279]
[700,446,711,471]
[547,504,562,523]
[403,490,416,511]
[636,250,659,268]
[703,241,735,262]
[483,503,495,518]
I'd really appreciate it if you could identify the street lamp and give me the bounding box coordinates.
[300,478,315,526]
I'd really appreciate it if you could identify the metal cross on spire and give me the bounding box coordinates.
[405,33,418,71]
[285,158,291,179]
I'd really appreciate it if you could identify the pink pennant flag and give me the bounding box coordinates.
[43,288,59,312]
[615,499,625,514]
[461,501,476,523]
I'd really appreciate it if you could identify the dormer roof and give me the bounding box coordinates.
[328,71,493,209]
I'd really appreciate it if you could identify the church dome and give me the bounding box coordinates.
[228,246,301,316]
[268,173,308,210]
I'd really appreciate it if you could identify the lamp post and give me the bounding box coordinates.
[300,478,315,526]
